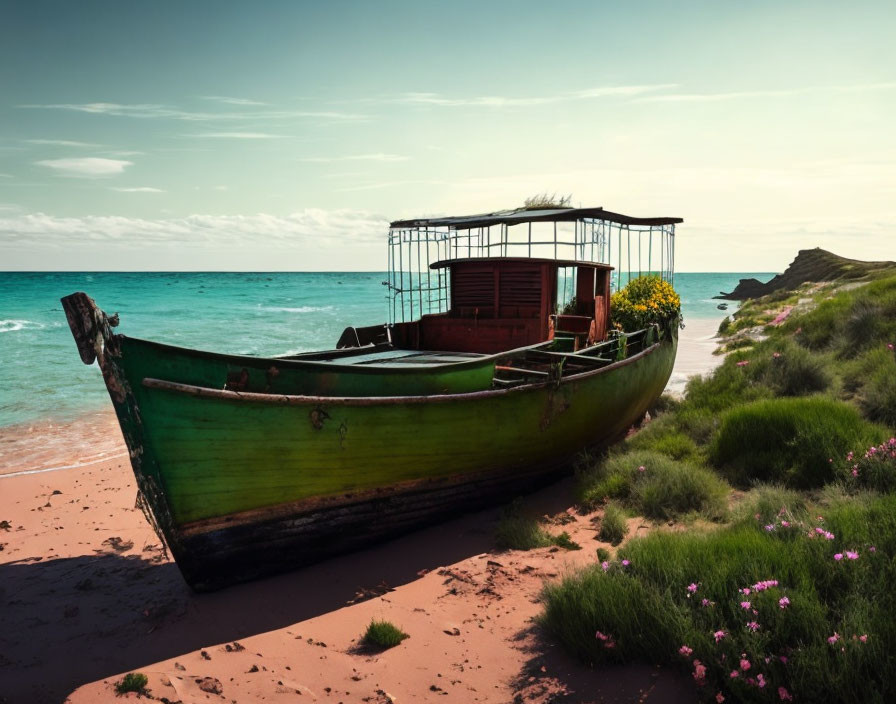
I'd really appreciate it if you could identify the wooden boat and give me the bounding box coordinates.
[62,205,682,591]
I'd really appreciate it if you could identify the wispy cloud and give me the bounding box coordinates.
[635,81,896,103]
[392,84,677,107]
[35,157,132,177]
[25,139,99,147]
[200,95,268,106]
[110,186,164,193]
[0,173,13,178]
[300,153,410,163]
[18,102,366,122]
[0,210,388,248]
[192,132,289,139]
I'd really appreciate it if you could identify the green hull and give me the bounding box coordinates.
[62,292,677,590]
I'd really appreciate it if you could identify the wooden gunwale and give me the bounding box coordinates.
[124,334,556,375]
[141,338,661,406]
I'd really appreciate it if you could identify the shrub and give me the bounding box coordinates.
[625,415,702,462]
[841,300,887,355]
[851,346,896,428]
[717,316,732,336]
[115,673,149,696]
[610,276,681,332]
[580,450,728,521]
[362,620,409,649]
[734,484,809,528]
[711,397,885,489]
[495,500,553,550]
[596,546,611,562]
[598,503,628,545]
[682,362,769,415]
[839,438,896,493]
[632,458,729,521]
[494,500,581,551]
[552,531,582,550]
[755,341,833,396]
[788,293,853,350]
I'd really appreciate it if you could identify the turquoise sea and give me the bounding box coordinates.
[0,271,770,429]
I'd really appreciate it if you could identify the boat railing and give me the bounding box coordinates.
[492,324,664,387]
[386,217,675,324]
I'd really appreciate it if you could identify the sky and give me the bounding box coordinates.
[1,0,894,272]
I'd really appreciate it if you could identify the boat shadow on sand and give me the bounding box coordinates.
[0,477,694,704]
[0,481,547,703]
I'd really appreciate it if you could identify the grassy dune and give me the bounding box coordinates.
[543,265,896,703]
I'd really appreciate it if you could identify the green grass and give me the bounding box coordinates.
[624,415,702,463]
[711,397,887,488]
[845,347,896,427]
[115,673,149,696]
[541,493,896,704]
[495,500,581,551]
[362,619,409,649]
[598,503,628,545]
[596,546,611,562]
[552,531,582,550]
[580,450,729,521]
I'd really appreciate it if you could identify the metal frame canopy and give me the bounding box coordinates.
[385,205,681,324]
[391,206,682,230]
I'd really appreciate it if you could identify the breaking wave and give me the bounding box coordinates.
[0,319,44,333]
[261,305,333,313]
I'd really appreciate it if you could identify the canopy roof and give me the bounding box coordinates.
[391,206,682,231]
[430,257,613,270]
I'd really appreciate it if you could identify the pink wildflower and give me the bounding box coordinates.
[823,531,835,540]
[741,588,750,595]
[870,546,876,553]
[781,520,790,527]
[888,343,894,351]
[740,658,751,671]
[679,645,693,657]
[860,634,868,643]
[736,360,750,367]
[846,550,859,560]
[693,659,706,685]
[747,621,760,631]
[716,693,725,703]
[828,632,840,644]
[779,686,793,701]
[596,630,609,641]
[714,630,726,642]
[601,561,610,571]
[852,469,859,477]
[780,656,788,664]
[622,559,631,567]
[638,465,646,473]
[757,673,767,689]
[701,598,711,607]
[687,582,699,593]
[730,670,739,678]
[740,601,751,610]
[765,524,776,532]
[779,596,790,609]
[834,553,843,561]
[773,352,782,359]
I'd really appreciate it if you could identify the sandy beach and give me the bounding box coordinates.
[0,326,720,704]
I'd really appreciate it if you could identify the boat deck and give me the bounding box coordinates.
[318,349,488,367]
